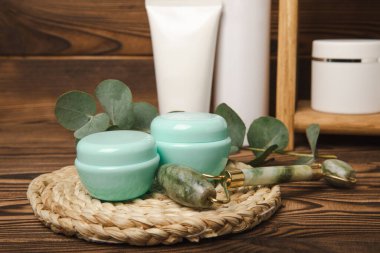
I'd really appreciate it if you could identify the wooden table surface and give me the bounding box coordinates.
[1,112,380,252]
[0,58,379,252]
[0,57,380,253]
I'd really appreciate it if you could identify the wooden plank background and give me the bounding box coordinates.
[1,2,380,251]
[1,0,380,121]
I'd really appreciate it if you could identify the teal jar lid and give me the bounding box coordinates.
[151,112,228,143]
[76,130,157,166]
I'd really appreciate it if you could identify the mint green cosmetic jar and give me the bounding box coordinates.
[75,130,160,201]
[150,112,231,176]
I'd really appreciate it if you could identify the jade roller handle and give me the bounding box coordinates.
[226,159,357,188]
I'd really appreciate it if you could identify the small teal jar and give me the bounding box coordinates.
[75,130,160,201]
[151,112,231,176]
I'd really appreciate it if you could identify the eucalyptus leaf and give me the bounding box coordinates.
[247,116,289,156]
[132,102,159,132]
[55,91,96,131]
[229,145,240,155]
[306,124,320,156]
[74,113,110,139]
[249,144,278,167]
[95,79,134,129]
[215,103,246,151]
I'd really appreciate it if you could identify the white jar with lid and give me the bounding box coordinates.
[311,39,380,114]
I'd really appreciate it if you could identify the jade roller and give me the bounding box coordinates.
[158,159,357,209]
[206,159,357,204]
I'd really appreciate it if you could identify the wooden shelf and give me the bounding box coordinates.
[275,0,380,148]
[294,100,380,135]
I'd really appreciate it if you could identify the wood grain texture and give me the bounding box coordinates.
[2,0,380,57]
[0,57,157,126]
[1,0,380,103]
[297,0,380,57]
[275,0,380,149]
[1,2,380,250]
[276,0,298,150]
[1,121,380,252]
[294,100,380,135]
[0,0,152,56]
[1,66,380,252]
[1,60,380,252]
[295,0,380,99]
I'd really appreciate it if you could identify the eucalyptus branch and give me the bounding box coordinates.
[55,79,158,140]
[244,147,337,159]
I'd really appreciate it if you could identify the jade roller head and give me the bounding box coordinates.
[321,159,357,188]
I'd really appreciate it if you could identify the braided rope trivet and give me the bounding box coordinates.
[27,165,281,246]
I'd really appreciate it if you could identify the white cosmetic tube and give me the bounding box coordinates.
[146,0,222,113]
[213,0,271,142]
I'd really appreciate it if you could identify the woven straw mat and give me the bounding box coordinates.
[27,165,281,246]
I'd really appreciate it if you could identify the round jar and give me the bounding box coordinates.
[150,112,231,176]
[311,39,380,114]
[75,130,160,201]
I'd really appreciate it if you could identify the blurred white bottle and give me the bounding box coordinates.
[213,0,271,144]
